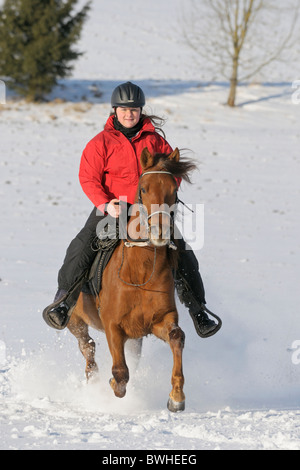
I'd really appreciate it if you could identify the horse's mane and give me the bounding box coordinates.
[151,152,197,183]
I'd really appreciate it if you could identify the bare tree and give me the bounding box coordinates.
[182,0,300,106]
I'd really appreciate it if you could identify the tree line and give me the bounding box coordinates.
[0,0,299,105]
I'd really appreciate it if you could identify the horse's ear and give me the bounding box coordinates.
[140,147,154,170]
[169,148,180,162]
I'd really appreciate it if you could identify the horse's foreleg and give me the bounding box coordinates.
[105,324,129,398]
[68,315,98,381]
[152,318,185,412]
[168,326,185,412]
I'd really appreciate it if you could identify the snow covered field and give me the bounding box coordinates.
[1,0,300,451]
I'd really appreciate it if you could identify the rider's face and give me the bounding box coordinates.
[116,107,141,128]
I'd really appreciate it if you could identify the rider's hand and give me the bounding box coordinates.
[106,199,122,218]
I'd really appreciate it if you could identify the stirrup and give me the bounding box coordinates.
[196,306,222,338]
[42,293,73,330]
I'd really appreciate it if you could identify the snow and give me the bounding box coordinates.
[1,0,300,451]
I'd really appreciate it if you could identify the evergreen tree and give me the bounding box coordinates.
[0,0,90,101]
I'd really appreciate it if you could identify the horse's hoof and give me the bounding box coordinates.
[109,378,127,398]
[167,397,185,412]
[86,363,99,382]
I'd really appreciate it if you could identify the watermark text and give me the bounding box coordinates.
[0,340,6,366]
[0,80,6,105]
[291,340,300,365]
[291,80,300,104]
[95,201,204,250]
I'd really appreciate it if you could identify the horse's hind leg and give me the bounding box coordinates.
[68,315,98,380]
[152,316,185,412]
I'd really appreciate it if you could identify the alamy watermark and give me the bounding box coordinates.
[291,80,300,104]
[0,80,6,105]
[95,201,205,251]
[290,340,300,365]
[0,340,6,366]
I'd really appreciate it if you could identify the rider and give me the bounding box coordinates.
[43,81,221,338]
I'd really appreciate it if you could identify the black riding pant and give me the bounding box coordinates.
[57,206,206,305]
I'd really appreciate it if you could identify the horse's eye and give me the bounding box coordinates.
[140,187,146,194]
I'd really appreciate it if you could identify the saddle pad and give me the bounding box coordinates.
[81,238,120,296]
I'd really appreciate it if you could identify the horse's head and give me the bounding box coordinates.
[126,147,196,248]
[136,147,180,247]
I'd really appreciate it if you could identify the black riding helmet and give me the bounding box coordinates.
[111,81,145,108]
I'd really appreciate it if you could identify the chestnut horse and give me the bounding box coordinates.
[68,147,196,412]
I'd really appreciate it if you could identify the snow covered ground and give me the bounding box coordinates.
[1,0,300,451]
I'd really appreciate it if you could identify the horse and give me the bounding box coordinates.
[67,147,196,412]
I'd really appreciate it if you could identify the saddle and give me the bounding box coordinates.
[81,221,120,297]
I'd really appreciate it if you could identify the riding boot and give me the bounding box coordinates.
[174,276,222,338]
[42,273,87,330]
[175,238,222,338]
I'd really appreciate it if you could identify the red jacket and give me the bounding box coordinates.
[79,115,174,212]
